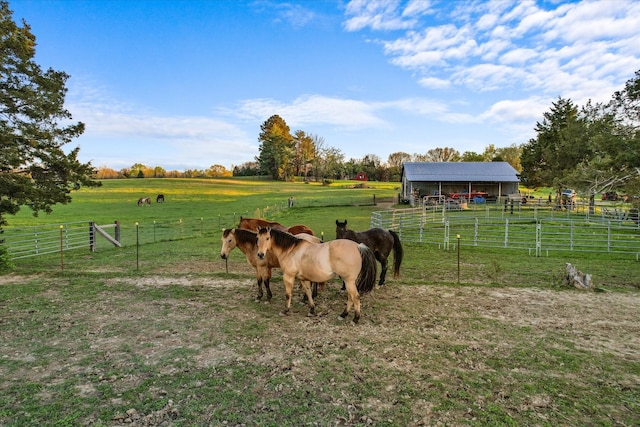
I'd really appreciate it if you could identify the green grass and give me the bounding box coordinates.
[0,177,639,426]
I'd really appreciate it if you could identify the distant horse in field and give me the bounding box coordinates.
[238,216,315,236]
[156,194,165,203]
[335,219,403,286]
[256,227,377,323]
[220,228,322,301]
[137,197,151,206]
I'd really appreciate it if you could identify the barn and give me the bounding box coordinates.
[401,162,520,205]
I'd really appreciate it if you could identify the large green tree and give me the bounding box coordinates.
[0,1,99,230]
[520,97,589,190]
[256,115,294,180]
[293,129,315,181]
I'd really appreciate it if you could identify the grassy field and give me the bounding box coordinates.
[0,178,639,426]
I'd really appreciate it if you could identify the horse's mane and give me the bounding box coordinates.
[258,227,301,250]
[225,228,258,245]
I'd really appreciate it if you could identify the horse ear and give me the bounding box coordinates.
[344,219,347,225]
[336,220,339,225]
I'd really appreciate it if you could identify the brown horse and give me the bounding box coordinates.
[220,228,278,301]
[220,228,322,301]
[137,197,151,206]
[256,227,377,323]
[238,216,315,236]
[335,220,403,286]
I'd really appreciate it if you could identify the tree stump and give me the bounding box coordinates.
[563,263,593,290]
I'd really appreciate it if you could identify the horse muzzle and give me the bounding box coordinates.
[257,251,265,259]
[220,254,227,259]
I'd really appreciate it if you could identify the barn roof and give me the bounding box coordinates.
[402,162,520,182]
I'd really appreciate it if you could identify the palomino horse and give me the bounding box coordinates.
[256,227,377,323]
[137,197,151,206]
[238,217,315,236]
[335,220,403,286]
[220,228,322,301]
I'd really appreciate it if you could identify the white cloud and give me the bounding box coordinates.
[345,0,640,107]
[343,0,430,31]
[418,76,450,89]
[236,95,388,129]
[480,97,549,123]
[66,80,257,169]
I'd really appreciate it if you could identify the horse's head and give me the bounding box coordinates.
[220,228,237,259]
[256,227,272,259]
[335,219,348,239]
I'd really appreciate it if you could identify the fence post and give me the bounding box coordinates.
[59,225,64,270]
[536,221,542,257]
[504,218,509,248]
[474,218,478,246]
[444,220,450,250]
[89,221,96,252]
[114,221,121,244]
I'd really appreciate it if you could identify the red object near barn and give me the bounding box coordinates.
[354,172,368,181]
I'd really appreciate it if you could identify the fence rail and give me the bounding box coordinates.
[3,222,92,260]
[371,203,640,256]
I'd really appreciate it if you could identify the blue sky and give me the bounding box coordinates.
[9,0,640,171]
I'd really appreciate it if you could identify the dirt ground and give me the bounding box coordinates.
[1,271,639,425]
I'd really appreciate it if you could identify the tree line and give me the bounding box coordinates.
[241,114,523,183]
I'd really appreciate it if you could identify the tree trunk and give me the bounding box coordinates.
[563,263,593,290]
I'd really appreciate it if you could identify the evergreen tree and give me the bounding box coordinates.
[256,115,294,180]
[0,1,99,230]
[520,97,588,189]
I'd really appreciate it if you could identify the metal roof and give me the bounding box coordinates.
[402,162,520,182]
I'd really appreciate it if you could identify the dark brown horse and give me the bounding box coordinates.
[335,220,403,286]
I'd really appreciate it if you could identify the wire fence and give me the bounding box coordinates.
[371,201,640,257]
[4,195,638,260]
[1,214,250,260]
[1,194,388,260]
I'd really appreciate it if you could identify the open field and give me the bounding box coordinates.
[1,178,639,426]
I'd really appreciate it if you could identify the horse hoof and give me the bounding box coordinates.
[279,311,289,316]
[339,311,348,319]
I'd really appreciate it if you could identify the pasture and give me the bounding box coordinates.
[1,178,639,426]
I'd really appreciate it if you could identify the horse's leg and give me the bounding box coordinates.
[264,277,272,301]
[312,282,318,299]
[265,267,273,301]
[301,281,316,316]
[280,275,295,316]
[255,277,264,301]
[339,281,360,323]
[378,256,388,286]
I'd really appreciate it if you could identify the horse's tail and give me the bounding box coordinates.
[356,243,377,294]
[389,230,404,278]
